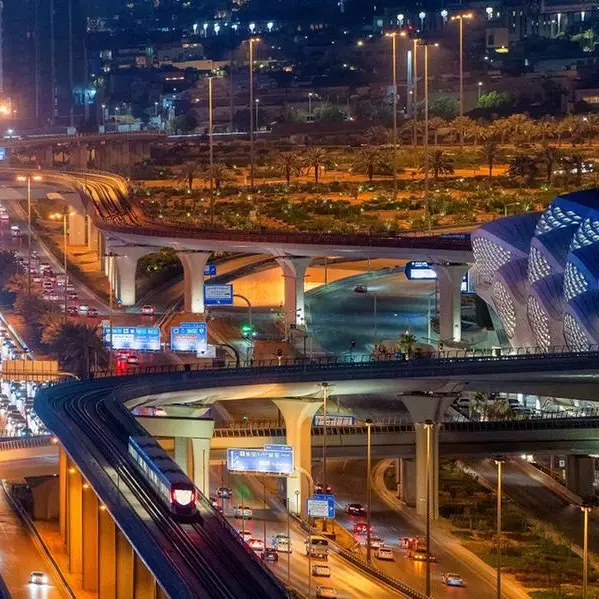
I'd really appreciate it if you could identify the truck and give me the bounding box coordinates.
[305,535,329,560]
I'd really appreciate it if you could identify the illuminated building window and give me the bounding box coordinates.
[473,237,512,278]
[563,262,588,301]
[535,205,581,235]
[571,219,599,249]
[526,295,551,349]
[564,313,590,351]
[528,246,551,284]
[492,281,516,338]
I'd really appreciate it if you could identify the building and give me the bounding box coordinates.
[472,189,599,350]
[1,0,87,128]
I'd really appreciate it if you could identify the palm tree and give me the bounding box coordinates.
[421,150,454,182]
[200,163,233,190]
[507,154,539,184]
[538,144,562,184]
[561,151,586,186]
[482,140,501,177]
[0,250,17,289]
[361,126,390,146]
[451,116,475,147]
[428,117,446,147]
[303,147,329,185]
[42,322,105,379]
[180,160,203,191]
[269,151,304,185]
[4,274,30,295]
[351,147,388,182]
[398,332,416,356]
[537,118,557,143]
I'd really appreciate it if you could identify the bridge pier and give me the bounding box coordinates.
[276,256,312,329]
[83,484,99,592]
[566,455,595,500]
[274,398,322,516]
[432,263,469,343]
[400,393,455,519]
[69,211,87,246]
[398,458,417,506]
[111,246,157,306]
[177,251,211,314]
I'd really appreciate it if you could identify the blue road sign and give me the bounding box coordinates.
[264,444,293,452]
[405,261,470,292]
[226,448,294,476]
[307,495,336,518]
[204,284,233,306]
[204,264,216,276]
[171,322,207,353]
[103,325,160,351]
[0,148,7,161]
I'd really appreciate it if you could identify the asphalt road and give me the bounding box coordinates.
[209,464,402,599]
[0,489,64,598]
[327,459,497,599]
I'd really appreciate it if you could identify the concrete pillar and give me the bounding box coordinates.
[112,246,156,306]
[72,143,88,169]
[400,394,456,520]
[69,211,87,246]
[566,455,595,500]
[116,529,134,599]
[67,466,83,574]
[59,447,67,544]
[276,256,312,328]
[432,264,469,343]
[88,219,99,252]
[38,145,53,167]
[99,506,117,599]
[82,486,99,592]
[273,398,322,516]
[177,251,211,314]
[191,438,211,497]
[133,554,156,599]
[399,458,417,506]
[174,437,190,476]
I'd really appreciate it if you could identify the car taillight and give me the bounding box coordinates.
[171,488,195,506]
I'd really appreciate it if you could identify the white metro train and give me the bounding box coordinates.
[128,435,201,523]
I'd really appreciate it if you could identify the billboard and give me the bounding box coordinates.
[171,322,207,353]
[226,448,294,476]
[204,264,217,276]
[103,325,161,351]
[205,284,233,306]
[404,261,471,292]
[0,148,6,161]
[307,495,336,519]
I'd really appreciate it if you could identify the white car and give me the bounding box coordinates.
[141,305,155,315]
[126,355,140,365]
[367,536,385,548]
[238,529,252,542]
[78,304,89,315]
[312,564,331,577]
[248,538,264,551]
[375,546,394,561]
[316,586,337,599]
[29,571,48,585]
[273,535,292,553]
[233,505,253,519]
[442,573,465,587]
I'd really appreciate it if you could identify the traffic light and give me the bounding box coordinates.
[241,324,255,338]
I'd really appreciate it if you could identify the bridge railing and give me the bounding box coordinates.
[0,435,55,450]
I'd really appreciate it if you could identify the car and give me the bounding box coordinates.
[261,548,278,562]
[126,355,140,365]
[312,565,331,577]
[375,546,395,561]
[314,482,332,494]
[247,538,264,551]
[116,350,130,361]
[353,284,368,293]
[316,586,338,599]
[66,306,79,316]
[87,307,99,317]
[409,548,436,561]
[78,304,89,315]
[353,522,372,535]
[442,573,465,587]
[217,486,232,499]
[238,529,253,542]
[233,505,253,519]
[272,534,292,553]
[345,503,366,517]
[367,536,385,549]
[67,292,79,301]
[29,571,48,585]
[141,305,155,315]
[210,497,219,508]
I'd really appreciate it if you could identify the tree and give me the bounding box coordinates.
[303,148,329,185]
[200,163,233,190]
[269,151,304,185]
[13,293,49,325]
[398,332,416,356]
[421,150,454,182]
[451,116,475,147]
[477,91,511,111]
[313,102,346,123]
[507,154,539,184]
[42,322,105,379]
[351,147,389,182]
[481,140,501,177]
[361,126,390,146]
[4,274,29,296]
[428,117,446,146]
[428,96,458,120]
[561,151,586,186]
[538,143,561,184]
[0,250,17,299]
[180,161,202,191]
[171,111,198,134]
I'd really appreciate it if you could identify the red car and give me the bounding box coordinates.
[353,522,373,536]
[87,307,99,317]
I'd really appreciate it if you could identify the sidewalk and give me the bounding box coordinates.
[372,460,530,599]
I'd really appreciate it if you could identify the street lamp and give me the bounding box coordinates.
[321,382,329,532]
[412,38,418,146]
[234,293,253,363]
[255,98,260,130]
[208,77,214,189]
[419,11,426,31]
[16,174,42,299]
[495,457,506,599]
[49,208,72,323]
[582,503,592,599]
[385,31,407,199]
[478,81,484,100]
[247,37,260,189]
[308,92,314,119]
[450,13,473,146]
[424,420,434,597]
[366,418,373,564]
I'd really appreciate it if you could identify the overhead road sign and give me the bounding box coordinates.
[171,322,207,353]
[204,284,233,306]
[307,495,336,518]
[405,261,471,292]
[102,325,161,351]
[226,448,294,476]
[204,264,217,276]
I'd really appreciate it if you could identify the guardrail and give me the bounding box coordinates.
[292,514,427,599]
[0,435,55,451]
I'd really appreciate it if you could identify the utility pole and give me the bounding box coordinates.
[69,0,74,128]
[50,0,56,125]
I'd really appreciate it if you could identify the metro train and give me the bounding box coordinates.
[128,435,201,523]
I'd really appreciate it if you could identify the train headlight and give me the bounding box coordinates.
[172,488,194,506]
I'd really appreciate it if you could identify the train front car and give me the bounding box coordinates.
[128,435,201,523]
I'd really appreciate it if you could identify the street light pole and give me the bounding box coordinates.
[412,39,418,146]
[582,504,592,599]
[451,13,473,147]
[248,37,259,190]
[208,76,214,190]
[322,382,329,532]
[425,420,433,597]
[366,418,373,564]
[62,207,68,323]
[255,99,260,130]
[386,32,404,199]
[308,92,313,119]
[495,457,505,599]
